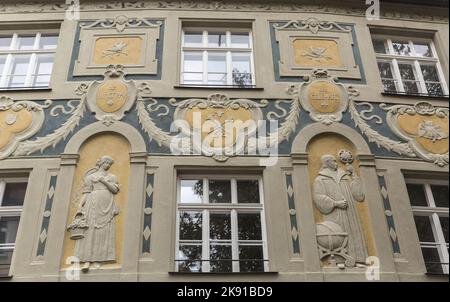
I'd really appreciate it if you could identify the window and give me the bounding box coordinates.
[406,179,448,274]
[0,32,58,89]
[372,37,448,96]
[0,178,27,275]
[175,176,268,273]
[181,29,255,87]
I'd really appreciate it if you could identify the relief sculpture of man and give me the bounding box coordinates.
[313,154,368,266]
[68,156,120,272]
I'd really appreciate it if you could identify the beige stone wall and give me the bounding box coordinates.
[0,0,448,281]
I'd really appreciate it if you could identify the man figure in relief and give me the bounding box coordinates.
[313,154,368,265]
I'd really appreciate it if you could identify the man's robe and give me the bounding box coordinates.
[313,168,368,263]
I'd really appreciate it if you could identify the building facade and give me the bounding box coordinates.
[0,0,448,282]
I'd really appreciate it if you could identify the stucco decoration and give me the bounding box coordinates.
[86,65,138,125]
[75,16,162,76]
[299,69,348,125]
[137,90,300,162]
[80,15,162,32]
[314,152,368,268]
[0,2,447,23]
[273,18,360,80]
[171,94,268,161]
[273,18,351,34]
[0,96,52,159]
[347,87,417,158]
[348,88,448,166]
[13,86,88,157]
[67,155,120,272]
[381,102,449,167]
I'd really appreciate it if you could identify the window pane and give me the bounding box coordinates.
[208,32,226,48]
[179,212,202,240]
[439,216,448,243]
[413,215,436,243]
[17,35,36,50]
[414,43,433,57]
[184,32,203,47]
[232,53,252,86]
[373,40,387,54]
[35,54,54,74]
[0,216,20,244]
[231,33,250,48]
[239,245,264,272]
[183,72,203,85]
[377,61,397,92]
[33,75,51,87]
[210,213,231,240]
[421,246,444,274]
[421,64,440,82]
[207,52,227,85]
[0,36,12,50]
[210,244,232,272]
[207,73,227,85]
[39,35,58,50]
[425,82,444,96]
[178,244,202,272]
[377,61,394,79]
[0,56,6,78]
[431,185,449,208]
[7,55,30,87]
[208,180,231,204]
[399,63,417,80]
[180,180,203,203]
[0,249,13,266]
[406,184,428,207]
[382,79,397,92]
[399,63,420,94]
[238,213,262,240]
[392,41,412,56]
[208,52,226,72]
[237,180,260,204]
[183,52,202,72]
[2,182,27,207]
[32,54,54,87]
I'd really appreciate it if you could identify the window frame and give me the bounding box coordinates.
[406,178,449,275]
[0,177,27,273]
[180,28,256,88]
[175,174,269,273]
[0,30,58,89]
[372,35,449,97]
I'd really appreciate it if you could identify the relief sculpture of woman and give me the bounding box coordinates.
[68,156,120,272]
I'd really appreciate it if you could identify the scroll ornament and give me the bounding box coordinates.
[0,96,52,159]
[348,87,448,167]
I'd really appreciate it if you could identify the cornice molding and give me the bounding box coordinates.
[0,1,447,23]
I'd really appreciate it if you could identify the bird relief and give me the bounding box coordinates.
[293,39,341,68]
[301,46,332,63]
[93,37,143,66]
[382,101,449,157]
[102,41,128,59]
[418,120,448,142]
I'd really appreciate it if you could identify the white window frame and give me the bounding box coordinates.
[180,28,256,87]
[406,178,449,275]
[373,36,449,96]
[0,31,58,89]
[175,175,268,273]
[0,178,27,264]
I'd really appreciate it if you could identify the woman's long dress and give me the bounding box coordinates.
[75,171,119,262]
